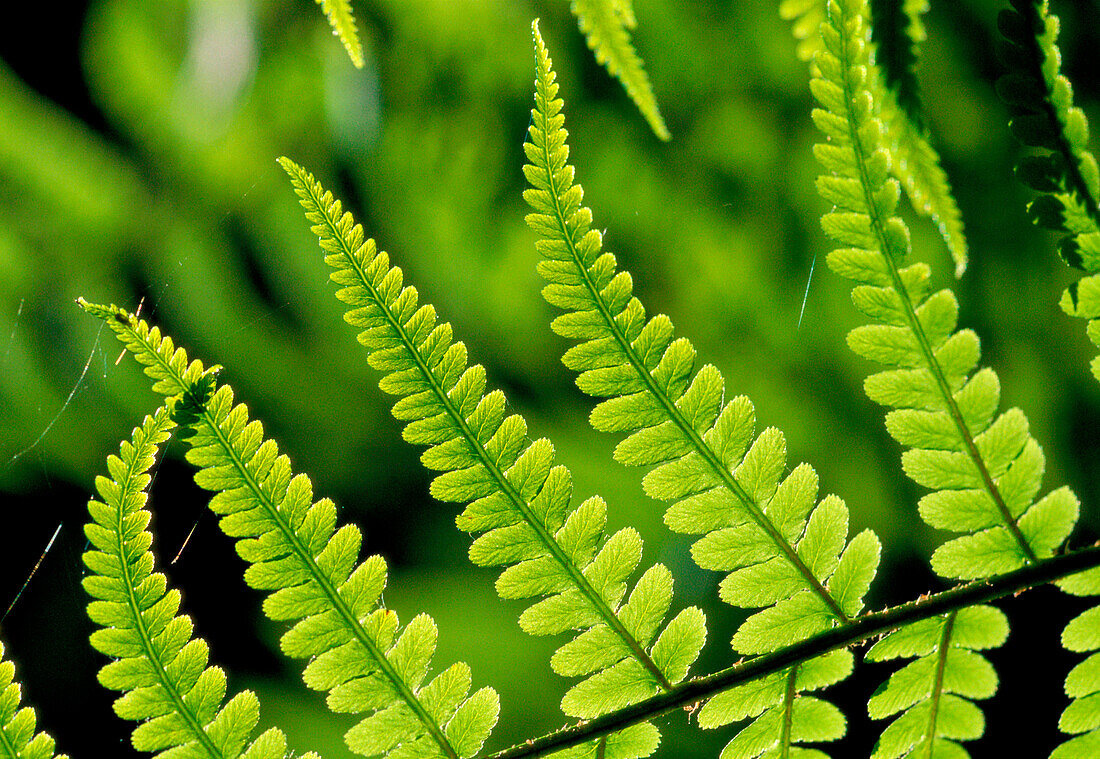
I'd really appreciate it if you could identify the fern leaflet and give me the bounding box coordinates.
[80,301,500,759]
[998,0,1100,272]
[82,404,313,759]
[872,0,968,276]
[864,606,1007,759]
[569,0,670,141]
[523,20,879,759]
[0,639,66,759]
[278,155,707,758]
[997,0,1100,385]
[315,0,364,68]
[810,0,1079,752]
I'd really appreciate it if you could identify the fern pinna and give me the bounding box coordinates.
[277,155,707,759]
[783,0,967,275]
[995,6,1100,751]
[79,301,500,759]
[996,0,1100,388]
[82,405,317,759]
[810,0,1080,755]
[568,0,669,141]
[1,639,66,759]
[523,21,878,759]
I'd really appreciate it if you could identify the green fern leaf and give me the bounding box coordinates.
[1052,566,1100,756]
[277,154,706,758]
[81,404,316,759]
[997,0,1100,390]
[522,20,880,758]
[811,0,1077,581]
[315,0,364,68]
[865,605,1007,759]
[0,638,67,759]
[809,0,1082,751]
[78,302,500,759]
[874,18,968,279]
[569,0,670,141]
[997,0,1100,273]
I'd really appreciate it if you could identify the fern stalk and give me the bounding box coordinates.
[485,545,1100,759]
[315,0,364,68]
[80,300,499,759]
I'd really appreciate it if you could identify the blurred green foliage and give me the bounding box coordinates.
[1,0,1099,757]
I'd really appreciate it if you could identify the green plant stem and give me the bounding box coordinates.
[484,544,1100,759]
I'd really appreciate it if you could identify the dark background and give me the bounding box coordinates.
[1,0,1099,756]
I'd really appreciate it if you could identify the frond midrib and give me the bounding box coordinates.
[293,167,673,692]
[532,84,849,623]
[831,2,1036,563]
[921,610,956,750]
[110,411,230,759]
[131,329,459,759]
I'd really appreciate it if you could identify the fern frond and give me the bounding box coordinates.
[810,0,1080,752]
[812,0,1078,581]
[1045,567,1100,758]
[522,20,880,758]
[78,301,500,759]
[82,405,313,759]
[0,638,67,759]
[864,605,1007,759]
[871,0,968,276]
[568,0,670,141]
[315,0,364,68]
[277,155,707,758]
[997,0,1100,273]
[997,0,1100,384]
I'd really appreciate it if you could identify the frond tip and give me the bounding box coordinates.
[566,4,670,140]
[316,0,364,68]
[79,299,500,759]
[0,639,68,759]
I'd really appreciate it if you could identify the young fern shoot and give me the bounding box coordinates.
[810,0,1078,754]
[278,156,706,759]
[522,20,879,759]
[79,301,500,759]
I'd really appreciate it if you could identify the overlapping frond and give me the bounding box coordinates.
[0,638,66,759]
[568,0,669,141]
[810,0,1079,751]
[871,0,968,276]
[812,0,1078,581]
[785,0,968,274]
[864,606,1007,759]
[522,21,879,759]
[79,301,499,759]
[278,155,706,759]
[998,0,1100,273]
[997,0,1100,385]
[82,405,312,759]
[315,0,364,68]
[1051,568,1100,758]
